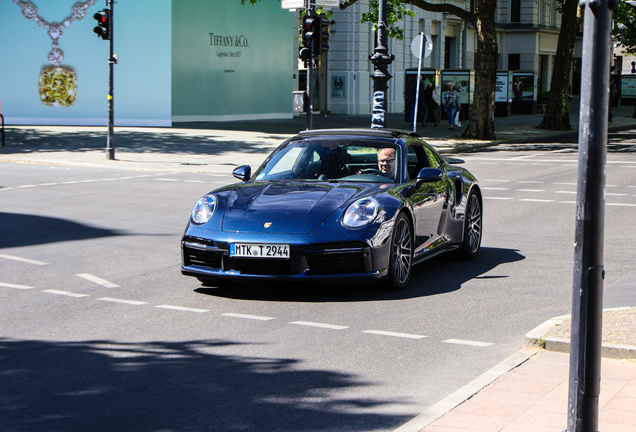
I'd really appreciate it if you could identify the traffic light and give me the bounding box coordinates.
[299,46,311,62]
[93,9,110,40]
[320,19,330,53]
[302,14,319,52]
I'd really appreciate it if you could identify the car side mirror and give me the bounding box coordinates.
[233,165,251,182]
[416,168,444,184]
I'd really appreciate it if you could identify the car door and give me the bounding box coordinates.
[405,143,448,254]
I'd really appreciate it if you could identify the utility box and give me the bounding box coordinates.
[293,91,305,114]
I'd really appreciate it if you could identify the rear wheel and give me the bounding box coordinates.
[382,213,413,291]
[459,191,482,259]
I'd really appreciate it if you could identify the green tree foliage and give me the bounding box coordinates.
[613,1,636,55]
[360,0,415,41]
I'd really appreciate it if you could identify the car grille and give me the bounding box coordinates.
[183,239,371,276]
[306,252,366,275]
[183,245,223,269]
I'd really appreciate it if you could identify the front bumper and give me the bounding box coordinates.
[181,228,392,282]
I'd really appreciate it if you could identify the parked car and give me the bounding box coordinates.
[181,128,482,290]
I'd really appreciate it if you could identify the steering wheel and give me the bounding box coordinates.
[359,168,387,177]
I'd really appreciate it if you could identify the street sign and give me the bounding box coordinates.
[410,34,432,59]
[316,0,339,6]
[281,0,304,9]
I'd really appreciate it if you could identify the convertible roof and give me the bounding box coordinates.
[296,128,421,139]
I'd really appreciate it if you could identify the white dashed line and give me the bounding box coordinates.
[482,187,510,191]
[606,193,627,196]
[98,297,148,305]
[607,203,636,207]
[0,254,49,265]
[75,273,120,288]
[155,178,180,182]
[556,191,577,194]
[484,197,514,200]
[155,305,209,313]
[222,313,275,321]
[443,339,493,347]
[362,330,427,339]
[17,185,37,189]
[518,189,546,193]
[43,289,89,298]
[290,321,349,330]
[519,199,555,203]
[518,181,544,184]
[559,201,577,204]
[0,282,34,290]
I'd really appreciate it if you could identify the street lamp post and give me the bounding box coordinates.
[369,0,394,128]
[565,0,617,430]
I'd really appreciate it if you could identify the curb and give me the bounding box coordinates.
[524,308,636,360]
[392,349,538,432]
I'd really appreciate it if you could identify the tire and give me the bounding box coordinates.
[459,190,482,259]
[382,213,413,291]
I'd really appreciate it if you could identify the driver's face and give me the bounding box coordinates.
[378,149,396,179]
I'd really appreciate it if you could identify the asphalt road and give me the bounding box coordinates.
[1,133,635,432]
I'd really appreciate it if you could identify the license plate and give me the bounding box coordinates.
[230,243,290,259]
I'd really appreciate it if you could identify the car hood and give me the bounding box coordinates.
[222,182,372,233]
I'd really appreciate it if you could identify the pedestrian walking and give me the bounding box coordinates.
[442,83,461,130]
[422,82,439,127]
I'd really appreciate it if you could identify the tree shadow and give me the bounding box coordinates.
[195,247,525,303]
[0,212,123,249]
[0,338,410,432]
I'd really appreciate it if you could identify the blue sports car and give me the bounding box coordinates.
[181,129,482,290]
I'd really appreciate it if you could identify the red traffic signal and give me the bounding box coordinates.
[93,9,110,40]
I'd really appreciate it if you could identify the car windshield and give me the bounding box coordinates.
[253,138,400,183]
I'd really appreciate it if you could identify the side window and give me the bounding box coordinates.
[423,146,443,170]
[406,145,429,180]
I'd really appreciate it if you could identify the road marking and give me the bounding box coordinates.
[442,339,493,347]
[155,305,209,313]
[290,321,349,330]
[559,201,577,204]
[518,181,544,184]
[606,193,626,196]
[481,187,510,191]
[484,197,514,200]
[222,313,275,321]
[556,182,576,186]
[43,289,89,298]
[607,203,636,207]
[0,254,49,265]
[155,178,180,182]
[519,199,555,203]
[362,330,427,339]
[556,191,576,194]
[98,297,148,305]
[183,180,206,183]
[518,189,546,193]
[61,181,80,184]
[482,179,510,182]
[0,282,34,289]
[17,184,37,188]
[75,273,120,288]
[0,187,16,191]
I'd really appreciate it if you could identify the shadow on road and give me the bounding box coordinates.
[0,212,123,249]
[0,338,409,432]
[195,247,525,303]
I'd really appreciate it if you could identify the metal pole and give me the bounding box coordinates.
[369,0,394,128]
[565,0,616,430]
[412,33,425,133]
[106,0,115,160]
[305,0,314,130]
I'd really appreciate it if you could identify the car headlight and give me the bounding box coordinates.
[343,197,380,228]
[191,195,217,225]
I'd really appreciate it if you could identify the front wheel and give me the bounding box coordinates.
[459,190,482,259]
[382,213,413,291]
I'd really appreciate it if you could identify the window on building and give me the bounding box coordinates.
[538,0,545,25]
[511,0,521,22]
[509,54,521,71]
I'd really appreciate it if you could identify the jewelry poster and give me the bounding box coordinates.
[13,0,98,107]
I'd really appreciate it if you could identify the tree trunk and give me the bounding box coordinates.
[537,0,581,130]
[462,0,498,140]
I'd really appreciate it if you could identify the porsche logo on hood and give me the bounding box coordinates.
[264,222,272,228]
